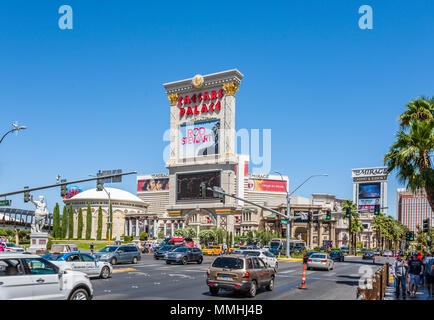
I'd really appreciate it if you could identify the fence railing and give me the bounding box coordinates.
[356,263,389,300]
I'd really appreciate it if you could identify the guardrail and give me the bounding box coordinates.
[356,263,389,300]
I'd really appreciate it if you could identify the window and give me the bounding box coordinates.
[66,254,82,262]
[24,258,57,275]
[252,258,261,269]
[81,254,95,262]
[0,259,25,276]
[257,259,266,268]
[212,257,243,269]
[246,259,253,269]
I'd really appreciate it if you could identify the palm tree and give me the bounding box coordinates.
[398,97,434,128]
[341,200,362,255]
[384,119,434,210]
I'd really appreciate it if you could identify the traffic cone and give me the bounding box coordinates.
[299,263,307,289]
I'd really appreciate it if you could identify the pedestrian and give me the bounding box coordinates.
[407,254,424,297]
[90,242,94,255]
[391,254,408,299]
[423,253,433,297]
[223,243,228,254]
[405,253,412,295]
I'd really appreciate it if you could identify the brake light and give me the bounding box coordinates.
[242,271,250,279]
[234,285,241,289]
[206,269,210,276]
[321,260,327,263]
[209,282,214,286]
[307,259,312,262]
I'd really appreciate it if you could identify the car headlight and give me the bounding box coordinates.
[176,253,182,257]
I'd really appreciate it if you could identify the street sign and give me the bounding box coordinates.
[281,220,287,225]
[0,200,11,206]
[101,169,122,183]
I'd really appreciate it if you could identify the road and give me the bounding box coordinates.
[91,254,385,300]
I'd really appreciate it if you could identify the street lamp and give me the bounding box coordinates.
[89,174,112,245]
[274,171,328,258]
[0,123,27,145]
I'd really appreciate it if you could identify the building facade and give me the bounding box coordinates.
[397,188,434,233]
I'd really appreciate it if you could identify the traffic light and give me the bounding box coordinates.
[374,204,380,215]
[406,231,415,241]
[199,182,206,198]
[326,210,331,220]
[423,218,430,233]
[24,186,30,202]
[96,172,103,192]
[345,207,351,218]
[307,212,312,223]
[60,179,67,198]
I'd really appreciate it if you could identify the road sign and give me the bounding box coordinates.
[101,169,122,183]
[0,200,11,206]
[281,220,287,225]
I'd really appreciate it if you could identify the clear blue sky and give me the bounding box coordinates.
[1,0,433,217]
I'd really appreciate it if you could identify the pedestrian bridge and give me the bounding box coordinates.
[0,208,52,231]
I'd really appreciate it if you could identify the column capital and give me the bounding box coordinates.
[168,93,178,106]
[222,82,239,96]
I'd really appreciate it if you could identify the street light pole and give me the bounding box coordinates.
[0,123,27,145]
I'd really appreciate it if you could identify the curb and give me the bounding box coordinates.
[112,268,136,273]
[277,258,303,261]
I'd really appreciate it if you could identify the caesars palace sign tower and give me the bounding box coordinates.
[163,70,244,233]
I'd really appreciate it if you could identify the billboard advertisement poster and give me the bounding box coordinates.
[62,186,83,199]
[137,178,169,192]
[358,198,380,210]
[358,183,381,199]
[179,120,219,158]
[177,171,221,201]
[248,179,286,193]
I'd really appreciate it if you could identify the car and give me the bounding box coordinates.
[166,247,203,264]
[202,245,223,256]
[303,251,320,264]
[42,252,113,279]
[362,251,374,260]
[50,244,79,253]
[231,245,259,254]
[372,249,381,256]
[93,245,141,265]
[0,241,25,253]
[228,245,241,254]
[206,255,276,297]
[153,245,179,260]
[382,250,393,257]
[307,253,334,271]
[329,250,345,262]
[339,246,349,253]
[0,253,93,300]
[241,250,278,270]
[319,246,329,251]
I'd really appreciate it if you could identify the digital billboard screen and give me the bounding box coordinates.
[358,183,381,199]
[177,171,221,201]
[248,179,287,193]
[137,178,169,192]
[179,120,219,158]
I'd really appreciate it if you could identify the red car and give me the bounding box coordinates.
[166,237,195,247]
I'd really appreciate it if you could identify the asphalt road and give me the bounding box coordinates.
[91,254,386,300]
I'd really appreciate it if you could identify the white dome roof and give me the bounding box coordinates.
[67,187,146,205]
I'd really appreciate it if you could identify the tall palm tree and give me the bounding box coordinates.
[398,97,434,128]
[384,119,434,210]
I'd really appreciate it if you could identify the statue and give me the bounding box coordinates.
[30,195,49,233]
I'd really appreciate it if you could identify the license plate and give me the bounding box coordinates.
[220,275,230,280]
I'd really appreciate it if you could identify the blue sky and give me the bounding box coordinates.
[0,0,433,217]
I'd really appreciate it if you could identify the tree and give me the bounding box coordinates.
[158,230,165,239]
[341,200,362,255]
[385,104,434,210]
[97,206,102,240]
[184,227,197,238]
[199,229,216,246]
[85,203,92,240]
[174,228,186,237]
[77,208,83,240]
[398,97,434,128]
[52,203,60,238]
[140,232,148,241]
[61,206,68,239]
[68,204,74,239]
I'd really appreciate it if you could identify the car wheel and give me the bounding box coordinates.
[110,257,117,265]
[100,266,110,279]
[166,260,171,264]
[247,281,257,297]
[209,287,219,295]
[132,257,138,264]
[266,277,274,291]
[182,257,188,265]
[69,288,90,300]
[197,257,203,264]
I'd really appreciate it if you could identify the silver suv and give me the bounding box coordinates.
[94,245,141,265]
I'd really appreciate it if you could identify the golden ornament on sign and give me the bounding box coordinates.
[168,93,178,106]
[192,74,204,88]
[222,82,238,96]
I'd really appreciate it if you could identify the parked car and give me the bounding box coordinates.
[241,250,278,270]
[303,251,320,264]
[42,252,113,279]
[362,251,374,260]
[329,250,345,262]
[93,245,141,265]
[50,244,79,253]
[0,253,93,300]
[206,255,276,297]
[166,247,203,265]
[307,253,334,271]
[0,241,25,253]
[202,245,223,256]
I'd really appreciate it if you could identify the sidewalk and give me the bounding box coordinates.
[384,279,433,300]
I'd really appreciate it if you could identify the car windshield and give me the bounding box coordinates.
[270,242,280,248]
[306,251,318,256]
[5,243,18,247]
[311,254,327,259]
[239,246,248,250]
[212,257,243,269]
[242,251,260,256]
[160,246,173,251]
[42,253,64,261]
[173,247,188,252]
[330,251,340,256]
[99,246,119,252]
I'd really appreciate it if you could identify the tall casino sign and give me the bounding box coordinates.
[352,167,389,214]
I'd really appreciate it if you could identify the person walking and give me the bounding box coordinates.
[391,254,408,299]
[407,254,424,297]
[90,242,94,255]
[423,253,433,297]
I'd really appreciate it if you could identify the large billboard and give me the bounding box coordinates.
[179,120,219,158]
[137,177,169,192]
[248,179,286,193]
[358,182,381,210]
[177,171,221,201]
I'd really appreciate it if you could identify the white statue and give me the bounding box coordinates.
[30,195,49,233]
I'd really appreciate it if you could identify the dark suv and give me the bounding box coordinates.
[154,245,177,260]
[166,247,203,264]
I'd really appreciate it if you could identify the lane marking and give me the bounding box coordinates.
[112,268,136,273]
[279,269,296,274]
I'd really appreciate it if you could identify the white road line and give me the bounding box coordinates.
[324,272,336,277]
[279,269,296,274]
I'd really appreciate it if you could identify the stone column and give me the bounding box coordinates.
[318,220,323,247]
[135,218,139,236]
[170,221,174,236]
[129,218,132,236]
[164,221,167,237]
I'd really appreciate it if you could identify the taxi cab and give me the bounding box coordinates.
[228,245,241,254]
[202,245,223,256]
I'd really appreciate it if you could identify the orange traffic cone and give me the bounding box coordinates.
[299,263,307,289]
